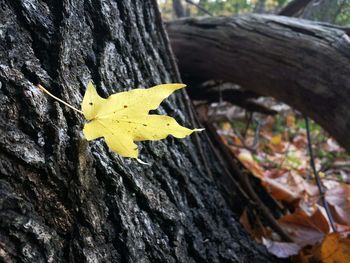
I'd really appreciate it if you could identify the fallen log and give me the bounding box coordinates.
[167,14,350,152]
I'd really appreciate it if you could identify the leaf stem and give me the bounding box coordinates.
[37,84,83,115]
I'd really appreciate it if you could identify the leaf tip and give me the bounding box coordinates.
[170,83,187,90]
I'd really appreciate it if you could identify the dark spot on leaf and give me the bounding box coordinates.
[143,124,147,126]
[128,121,131,123]
[124,105,128,108]
[89,102,93,106]
[167,123,170,126]
[134,147,137,150]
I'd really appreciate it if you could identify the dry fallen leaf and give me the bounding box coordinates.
[262,238,300,258]
[317,233,350,263]
[237,150,264,178]
[326,185,350,225]
[262,172,305,203]
[278,208,329,247]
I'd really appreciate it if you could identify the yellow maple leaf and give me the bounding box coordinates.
[38,82,203,159]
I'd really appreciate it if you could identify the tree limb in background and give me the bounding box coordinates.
[167,14,350,153]
[173,0,186,18]
[185,0,213,16]
[253,0,266,14]
[279,0,313,16]
[301,0,349,24]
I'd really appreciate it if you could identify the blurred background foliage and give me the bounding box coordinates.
[158,0,290,18]
[158,0,350,25]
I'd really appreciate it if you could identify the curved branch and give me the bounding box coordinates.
[167,14,350,152]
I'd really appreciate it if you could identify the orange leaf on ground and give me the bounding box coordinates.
[262,176,300,203]
[233,136,242,145]
[326,185,350,225]
[237,150,264,178]
[240,209,253,237]
[266,140,287,153]
[318,233,350,263]
[262,171,317,203]
[279,208,329,247]
[239,209,265,239]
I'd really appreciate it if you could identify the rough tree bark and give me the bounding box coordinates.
[0,1,273,262]
[167,14,350,153]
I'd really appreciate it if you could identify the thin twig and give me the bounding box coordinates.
[37,84,83,114]
[243,112,252,139]
[304,116,337,232]
[203,121,251,201]
[227,119,261,152]
[205,122,293,242]
[185,0,213,16]
[240,171,294,242]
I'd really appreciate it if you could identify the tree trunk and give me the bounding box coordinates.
[167,14,350,153]
[173,0,186,18]
[279,0,313,16]
[0,1,273,262]
[301,0,348,24]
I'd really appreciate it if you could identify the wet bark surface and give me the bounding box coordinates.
[0,1,273,262]
[167,14,350,153]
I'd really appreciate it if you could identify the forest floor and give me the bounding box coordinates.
[209,99,350,262]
